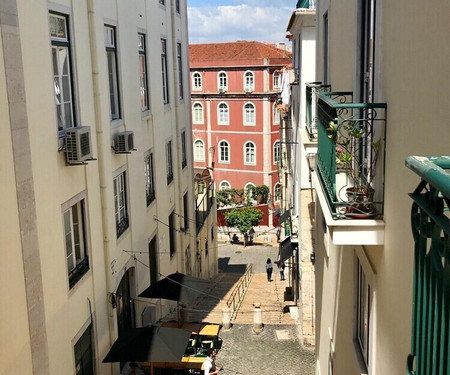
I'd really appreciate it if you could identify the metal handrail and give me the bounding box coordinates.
[226,264,253,320]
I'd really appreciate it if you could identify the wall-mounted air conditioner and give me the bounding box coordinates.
[65,126,93,164]
[114,131,136,153]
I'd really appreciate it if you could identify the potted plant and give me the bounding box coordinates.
[328,120,381,217]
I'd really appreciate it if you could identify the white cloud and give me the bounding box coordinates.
[188,3,293,44]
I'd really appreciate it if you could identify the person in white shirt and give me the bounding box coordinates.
[203,349,221,375]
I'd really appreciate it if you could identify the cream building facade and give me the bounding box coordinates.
[0,0,217,374]
[302,1,450,375]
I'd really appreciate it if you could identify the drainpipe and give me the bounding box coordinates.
[87,0,116,357]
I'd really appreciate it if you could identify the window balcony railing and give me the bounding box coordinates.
[196,183,215,235]
[405,156,450,375]
[305,82,331,140]
[146,191,155,206]
[167,171,174,185]
[116,216,129,238]
[68,256,89,289]
[316,91,386,219]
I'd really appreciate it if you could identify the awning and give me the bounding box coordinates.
[279,237,293,263]
[102,326,191,363]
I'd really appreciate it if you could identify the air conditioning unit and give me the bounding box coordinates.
[65,126,93,164]
[114,131,135,153]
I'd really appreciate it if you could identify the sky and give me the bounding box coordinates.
[187,0,294,44]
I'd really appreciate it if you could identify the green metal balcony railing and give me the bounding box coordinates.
[406,156,450,375]
[305,82,331,140]
[316,91,386,219]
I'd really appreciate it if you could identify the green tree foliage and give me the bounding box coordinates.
[246,185,270,204]
[224,208,263,234]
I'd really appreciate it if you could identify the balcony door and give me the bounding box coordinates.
[360,0,376,103]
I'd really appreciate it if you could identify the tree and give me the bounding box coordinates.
[224,208,263,236]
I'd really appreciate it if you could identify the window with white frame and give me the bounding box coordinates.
[144,151,155,206]
[219,140,230,163]
[274,183,281,202]
[356,258,371,369]
[273,141,281,164]
[50,13,76,132]
[192,72,202,91]
[194,139,205,162]
[218,102,229,125]
[245,182,256,204]
[244,71,254,91]
[63,197,88,289]
[105,25,121,120]
[243,102,255,125]
[218,71,227,91]
[161,38,169,104]
[138,33,149,111]
[273,103,280,124]
[166,140,173,184]
[114,171,129,238]
[177,43,184,100]
[273,71,281,90]
[244,141,256,165]
[219,181,231,190]
[192,102,204,124]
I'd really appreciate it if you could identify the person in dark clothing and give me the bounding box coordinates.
[266,258,273,281]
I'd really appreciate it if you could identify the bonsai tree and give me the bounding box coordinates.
[224,208,263,246]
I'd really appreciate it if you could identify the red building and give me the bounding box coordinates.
[189,41,291,213]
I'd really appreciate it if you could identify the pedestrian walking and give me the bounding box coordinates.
[266,258,273,281]
[279,261,285,280]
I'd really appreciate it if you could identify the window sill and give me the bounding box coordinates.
[218,123,229,126]
[110,118,124,129]
[243,124,256,126]
[164,103,171,111]
[218,161,230,164]
[141,110,152,121]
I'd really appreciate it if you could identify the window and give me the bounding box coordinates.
[114,171,129,237]
[144,151,155,206]
[245,183,256,204]
[244,141,256,165]
[205,240,208,256]
[166,140,173,184]
[218,102,229,125]
[219,140,230,163]
[63,198,88,289]
[49,13,75,132]
[74,325,94,375]
[273,71,281,90]
[218,71,227,91]
[243,102,255,125]
[194,139,205,162]
[273,141,281,164]
[193,102,204,124]
[274,183,281,202]
[219,181,231,190]
[105,25,121,120]
[356,258,370,368]
[138,33,149,111]
[192,72,202,91]
[273,103,280,124]
[177,43,183,100]
[181,130,187,169]
[183,192,189,230]
[161,39,169,104]
[169,211,175,257]
[244,71,254,91]
[175,0,180,13]
[148,236,158,286]
[159,0,165,5]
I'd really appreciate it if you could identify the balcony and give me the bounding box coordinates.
[305,82,331,140]
[316,91,386,220]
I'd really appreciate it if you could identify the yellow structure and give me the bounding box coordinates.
[0,0,217,374]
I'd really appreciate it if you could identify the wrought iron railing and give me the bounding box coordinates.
[316,91,386,219]
[305,82,331,140]
[196,183,215,234]
[116,216,129,237]
[406,156,450,375]
[226,264,253,320]
[69,257,89,289]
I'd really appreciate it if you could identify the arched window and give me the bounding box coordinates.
[274,183,281,202]
[219,140,230,163]
[192,72,202,90]
[192,102,204,124]
[194,139,205,161]
[219,180,231,190]
[244,182,256,203]
[273,71,281,90]
[244,141,256,165]
[273,141,281,164]
[244,71,254,91]
[218,102,229,125]
[243,102,255,125]
[217,71,227,91]
[273,103,280,124]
